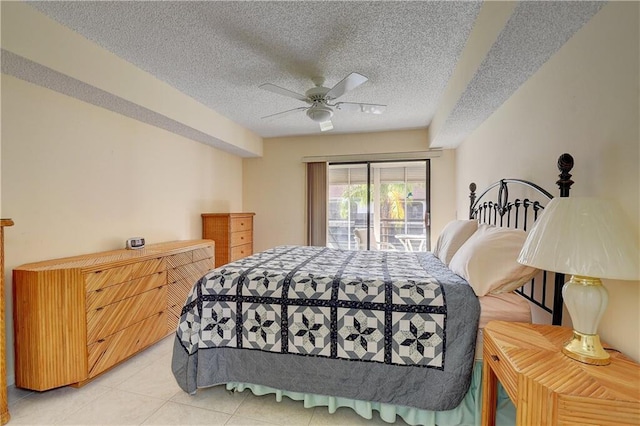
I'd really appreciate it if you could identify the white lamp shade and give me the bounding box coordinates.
[518,197,639,280]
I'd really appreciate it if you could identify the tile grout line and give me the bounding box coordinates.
[137,399,171,426]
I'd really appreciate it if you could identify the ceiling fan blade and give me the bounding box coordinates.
[326,72,368,100]
[319,121,334,132]
[259,83,309,102]
[335,102,386,114]
[261,106,308,120]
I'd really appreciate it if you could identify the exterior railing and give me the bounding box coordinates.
[327,218,426,251]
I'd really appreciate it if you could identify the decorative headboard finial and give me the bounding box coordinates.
[557,153,574,197]
[469,183,477,218]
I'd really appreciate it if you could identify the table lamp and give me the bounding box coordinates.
[517,197,639,365]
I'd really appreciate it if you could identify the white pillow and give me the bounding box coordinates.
[448,224,539,297]
[433,220,478,265]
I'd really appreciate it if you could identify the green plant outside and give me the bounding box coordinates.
[339,183,413,220]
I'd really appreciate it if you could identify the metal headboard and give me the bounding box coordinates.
[468,153,574,325]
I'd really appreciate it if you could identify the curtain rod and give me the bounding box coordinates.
[301,150,442,163]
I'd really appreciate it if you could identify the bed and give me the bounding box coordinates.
[172,153,575,425]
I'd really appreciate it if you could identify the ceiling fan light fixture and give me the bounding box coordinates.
[306,105,334,123]
[319,121,334,132]
[259,73,386,132]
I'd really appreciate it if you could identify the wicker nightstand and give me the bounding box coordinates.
[481,321,640,425]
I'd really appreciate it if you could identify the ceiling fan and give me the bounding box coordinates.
[259,72,386,132]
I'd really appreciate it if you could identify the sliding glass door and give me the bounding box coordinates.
[327,160,430,252]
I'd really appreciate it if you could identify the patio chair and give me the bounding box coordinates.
[353,228,397,251]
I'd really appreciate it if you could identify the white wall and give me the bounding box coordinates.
[242,129,457,252]
[455,2,640,360]
[2,75,245,384]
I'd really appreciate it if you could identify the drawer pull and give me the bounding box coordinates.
[97,339,105,343]
[491,355,499,362]
[240,222,244,226]
[96,307,104,311]
[95,288,103,293]
[241,236,244,240]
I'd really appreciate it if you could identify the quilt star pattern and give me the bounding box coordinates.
[177,245,452,369]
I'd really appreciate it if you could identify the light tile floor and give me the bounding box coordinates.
[7,336,408,425]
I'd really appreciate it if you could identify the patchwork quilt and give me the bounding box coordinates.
[172,245,480,411]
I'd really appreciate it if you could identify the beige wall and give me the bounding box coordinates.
[455,2,640,360]
[1,75,244,384]
[2,2,262,157]
[242,129,457,252]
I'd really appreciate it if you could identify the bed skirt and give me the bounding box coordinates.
[225,360,515,426]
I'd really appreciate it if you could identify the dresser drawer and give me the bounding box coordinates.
[131,257,165,278]
[167,305,182,333]
[87,312,167,378]
[230,217,252,232]
[192,246,214,263]
[166,252,192,268]
[484,337,517,402]
[230,243,253,261]
[86,286,166,344]
[86,271,166,311]
[167,278,195,311]
[84,265,132,292]
[167,258,213,284]
[192,257,215,277]
[230,230,252,247]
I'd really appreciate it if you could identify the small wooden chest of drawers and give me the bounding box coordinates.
[202,213,255,266]
[12,240,214,391]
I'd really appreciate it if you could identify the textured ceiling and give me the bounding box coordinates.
[21,1,604,145]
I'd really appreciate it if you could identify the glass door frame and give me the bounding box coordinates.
[327,159,431,251]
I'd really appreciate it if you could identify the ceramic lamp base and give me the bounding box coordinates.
[562,330,610,366]
[562,275,610,366]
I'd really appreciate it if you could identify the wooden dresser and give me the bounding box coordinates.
[12,240,214,391]
[202,213,254,266]
[1,219,14,425]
